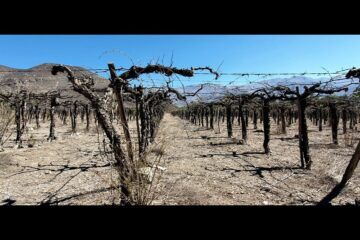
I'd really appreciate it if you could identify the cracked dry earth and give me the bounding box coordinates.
[0,113,359,205]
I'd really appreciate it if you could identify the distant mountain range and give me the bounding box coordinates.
[172,76,358,106]
[0,64,357,107]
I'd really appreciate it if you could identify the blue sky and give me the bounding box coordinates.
[0,35,359,86]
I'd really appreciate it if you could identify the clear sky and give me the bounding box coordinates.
[0,35,359,86]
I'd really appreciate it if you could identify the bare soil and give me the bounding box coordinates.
[1,113,359,205]
[152,113,360,205]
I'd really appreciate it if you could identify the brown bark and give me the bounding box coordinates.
[85,104,90,131]
[329,103,338,145]
[52,65,131,205]
[263,99,270,154]
[47,96,57,142]
[239,101,247,143]
[318,140,360,205]
[298,96,311,169]
[209,104,214,129]
[226,104,232,138]
[318,108,323,132]
[108,63,134,162]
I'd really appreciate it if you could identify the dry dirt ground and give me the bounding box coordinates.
[0,113,359,205]
[152,113,360,205]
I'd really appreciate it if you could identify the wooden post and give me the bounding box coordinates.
[239,98,247,143]
[253,109,258,130]
[318,108,323,131]
[85,104,90,131]
[108,63,134,162]
[329,102,338,145]
[209,104,214,130]
[226,104,232,138]
[263,99,270,154]
[135,88,141,156]
[296,87,305,168]
[15,100,22,147]
[299,97,311,169]
[48,96,57,142]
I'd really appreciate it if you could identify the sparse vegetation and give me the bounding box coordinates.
[0,62,359,206]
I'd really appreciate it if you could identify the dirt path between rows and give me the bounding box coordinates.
[152,113,359,205]
[0,113,359,205]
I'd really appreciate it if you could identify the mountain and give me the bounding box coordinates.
[0,65,16,72]
[1,65,356,106]
[172,76,358,106]
[0,63,110,103]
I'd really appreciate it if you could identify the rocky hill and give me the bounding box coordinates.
[0,63,110,103]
